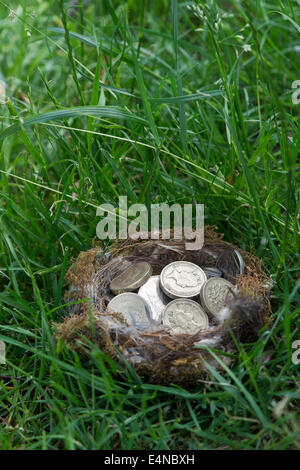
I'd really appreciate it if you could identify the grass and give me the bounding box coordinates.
[0,0,299,450]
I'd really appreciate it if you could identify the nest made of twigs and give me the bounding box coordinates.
[57,227,272,385]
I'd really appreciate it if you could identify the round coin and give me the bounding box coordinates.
[138,275,170,322]
[216,248,245,280]
[107,293,152,325]
[200,277,234,317]
[202,266,223,279]
[162,298,208,334]
[110,261,152,295]
[160,261,207,299]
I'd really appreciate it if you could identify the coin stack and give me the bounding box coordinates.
[107,248,244,335]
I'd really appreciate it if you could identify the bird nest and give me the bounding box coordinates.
[57,227,272,385]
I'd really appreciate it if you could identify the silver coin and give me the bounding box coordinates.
[216,248,245,280]
[107,293,152,325]
[110,261,152,295]
[234,249,245,274]
[160,261,207,299]
[162,298,208,334]
[202,266,223,279]
[200,277,234,317]
[138,275,169,322]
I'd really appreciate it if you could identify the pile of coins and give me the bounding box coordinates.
[107,249,244,335]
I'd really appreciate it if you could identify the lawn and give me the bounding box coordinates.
[0,0,299,450]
